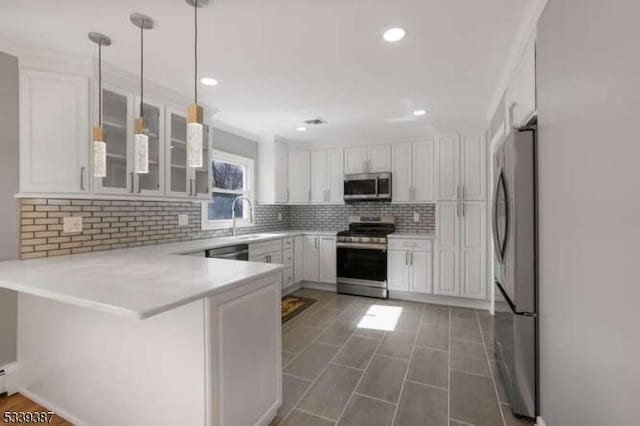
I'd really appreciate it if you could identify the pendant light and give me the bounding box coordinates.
[130,13,154,174]
[186,0,209,168]
[88,32,111,178]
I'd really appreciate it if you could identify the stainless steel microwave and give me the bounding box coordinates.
[344,172,392,201]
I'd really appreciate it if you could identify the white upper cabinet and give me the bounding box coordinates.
[20,69,90,194]
[435,135,460,201]
[436,133,485,202]
[94,85,134,195]
[288,150,311,203]
[311,149,344,203]
[310,150,328,203]
[344,145,391,174]
[507,35,536,128]
[392,143,412,202]
[344,147,367,174]
[327,149,344,203]
[258,138,288,204]
[274,141,289,203]
[393,141,435,203]
[461,134,486,201]
[367,145,391,172]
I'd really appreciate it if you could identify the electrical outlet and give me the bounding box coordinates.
[278,212,283,221]
[63,216,83,233]
[178,214,189,226]
[413,212,420,222]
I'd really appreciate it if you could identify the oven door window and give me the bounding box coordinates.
[337,246,387,282]
[344,179,376,196]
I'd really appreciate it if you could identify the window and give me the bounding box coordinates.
[201,151,254,230]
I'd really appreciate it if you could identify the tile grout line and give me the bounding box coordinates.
[476,310,507,426]
[281,298,365,425]
[333,327,388,425]
[352,392,398,406]
[294,407,339,424]
[450,417,478,426]
[404,379,449,392]
[389,303,426,426]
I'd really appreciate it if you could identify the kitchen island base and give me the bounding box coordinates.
[12,272,282,426]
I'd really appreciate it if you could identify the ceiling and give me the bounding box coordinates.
[0,0,528,144]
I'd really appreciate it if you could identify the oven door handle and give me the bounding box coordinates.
[336,242,387,251]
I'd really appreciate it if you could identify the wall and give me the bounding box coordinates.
[0,51,19,366]
[290,202,435,234]
[19,199,288,259]
[537,1,640,425]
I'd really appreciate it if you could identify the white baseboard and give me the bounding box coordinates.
[301,281,337,293]
[18,388,87,426]
[282,283,303,296]
[388,291,491,311]
[537,416,547,426]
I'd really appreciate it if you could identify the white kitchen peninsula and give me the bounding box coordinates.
[0,244,284,426]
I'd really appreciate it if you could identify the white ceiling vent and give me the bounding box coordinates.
[303,118,327,126]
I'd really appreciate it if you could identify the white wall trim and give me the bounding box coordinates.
[282,283,303,296]
[486,0,548,122]
[536,416,547,426]
[19,387,88,426]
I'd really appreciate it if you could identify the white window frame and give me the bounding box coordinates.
[201,150,255,230]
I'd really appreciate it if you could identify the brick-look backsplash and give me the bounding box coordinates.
[289,202,436,234]
[19,199,435,259]
[20,199,289,259]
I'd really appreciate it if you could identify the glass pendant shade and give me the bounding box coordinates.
[92,127,106,178]
[187,103,204,168]
[134,118,149,174]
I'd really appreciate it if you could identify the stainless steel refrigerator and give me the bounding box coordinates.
[492,125,538,418]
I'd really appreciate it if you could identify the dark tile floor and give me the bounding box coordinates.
[273,289,534,426]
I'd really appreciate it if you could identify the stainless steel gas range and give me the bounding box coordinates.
[336,215,395,299]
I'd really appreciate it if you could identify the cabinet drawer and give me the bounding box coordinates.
[282,238,294,250]
[282,248,293,266]
[283,267,294,289]
[249,239,283,257]
[388,238,432,251]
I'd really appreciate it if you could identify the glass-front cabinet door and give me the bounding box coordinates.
[94,85,134,194]
[134,97,165,196]
[166,107,211,200]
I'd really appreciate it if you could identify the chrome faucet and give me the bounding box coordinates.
[231,196,254,236]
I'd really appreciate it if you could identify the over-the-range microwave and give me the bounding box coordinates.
[344,172,392,202]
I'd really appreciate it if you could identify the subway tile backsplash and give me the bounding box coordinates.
[19,199,435,259]
[19,199,289,259]
[289,202,436,234]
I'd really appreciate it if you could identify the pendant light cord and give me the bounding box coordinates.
[140,25,144,118]
[194,1,198,104]
[98,43,102,126]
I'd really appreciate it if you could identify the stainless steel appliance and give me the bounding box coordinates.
[336,216,395,298]
[206,244,249,261]
[492,125,538,418]
[343,172,392,201]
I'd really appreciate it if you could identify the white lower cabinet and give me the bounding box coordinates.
[303,235,337,283]
[435,201,487,299]
[387,238,433,294]
[294,236,304,284]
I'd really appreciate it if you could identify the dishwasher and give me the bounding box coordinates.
[205,244,249,261]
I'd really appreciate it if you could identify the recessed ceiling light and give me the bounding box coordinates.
[383,27,406,42]
[296,126,307,132]
[200,77,218,86]
[413,109,427,116]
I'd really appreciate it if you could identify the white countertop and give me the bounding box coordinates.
[0,230,336,320]
[388,232,436,239]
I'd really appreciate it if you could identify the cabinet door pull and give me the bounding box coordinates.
[405,252,409,265]
[462,202,466,217]
[193,179,198,196]
[457,185,461,200]
[411,252,414,266]
[456,202,461,217]
[80,167,85,191]
[137,178,142,193]
[130,172,135,193]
